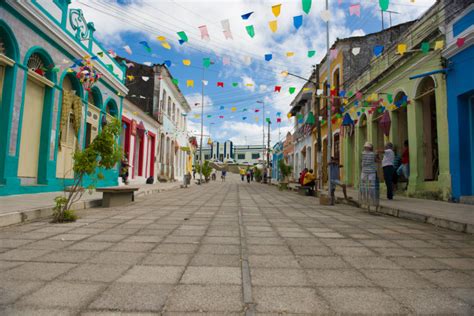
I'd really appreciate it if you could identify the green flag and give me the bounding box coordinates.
[387,94,393,103]
[307,50,316,58]
[379,0,389,11]
[203,58,211,68]
[306,111,315,125]
[266,117,271,123]
[289,87,296,94]
[232,82,238,87]
[302,0,312,14]
[246,25,255,38]
[421,42,430,54]
[172,78,179,86]
[177,31,188,42]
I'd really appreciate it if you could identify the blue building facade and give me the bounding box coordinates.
[0,1,128,196]
[272,141,283,181]
[444,4,474,202]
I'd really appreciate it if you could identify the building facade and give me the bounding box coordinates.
[195,141,264,165]
[0,0,127,196]
[272,141,283,181]
[444,4,474,202]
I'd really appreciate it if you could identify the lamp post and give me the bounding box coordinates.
[256,100,265,168]
[325,0,333,203]
[198,67,205,184]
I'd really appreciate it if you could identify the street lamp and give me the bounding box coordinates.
[256,100,265,169]
[198,61,214,184]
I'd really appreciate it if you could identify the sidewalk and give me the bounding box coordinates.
[332,188,474,234]
[0,181,182,227]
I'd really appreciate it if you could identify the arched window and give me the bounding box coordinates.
[18,48,55,180]
[85,88,102,148]
[333,68,341,109]
[167,96,171,116]
[416,77,439,181]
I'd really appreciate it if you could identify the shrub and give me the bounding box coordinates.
[278,160,292,182]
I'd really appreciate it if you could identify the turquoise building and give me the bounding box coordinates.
[444,4,474,203]
[0,0,128,196]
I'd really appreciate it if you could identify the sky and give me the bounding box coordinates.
[73,0,435,146]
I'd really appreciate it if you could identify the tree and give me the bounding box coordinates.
[278,159,293,182]
[53,119,122,222]
[195,160,213,182]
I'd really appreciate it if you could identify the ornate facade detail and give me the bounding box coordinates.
[69,8,89,41]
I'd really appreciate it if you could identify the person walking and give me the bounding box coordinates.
[192,166,196,180]
[381,142,395,200]
[221,169,227,182]
[246,168,251,183]
[329,157,348,202]
[250,168,254,181]
[359,142,380,213]
[239,168,245,181]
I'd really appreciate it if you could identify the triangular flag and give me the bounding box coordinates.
[172,78,179,86]
[186,80,194,87]
[97,52,104,57]
[123,45,132,55]
[178,39,185,45]
[379,0,389,11]
[183,59,191,66]
[231,107,237,112]
[127,75,135,81]
[421,42,430,53]
[221,19,233,40]
[435,40,444,50]
[265,54,273,61]
[220,106,224,110]
[202,80,208,86]
[157,36,166,41]
[177,31,188,42]
[274,86,281,92]
[286,52,295,57]
[289,87,296,94]
[321,10,331,22]
[373,45,384,57]
[349,4,360,17]
[142,76,149,82]
[387,94,393,103]
[139,41,152,53]
[456,37,465,48]
[241,12,254,20]
[232,82,238,87]
[217,82,224,87]
[397,44,407,55]
[287,113,292,118]
[198,25,210,41]
[242,117,247,120]
[302,0,312,14]
[246,25,255,38]
[269,20,278,33]
[293,15,303,29]
[308,50,316,57]
[203,58,211,68]
[272,4,282,17]
[219,115,224,119]
[352,47,361,55]
[194,114,200,118]
[164,60,171,67]
[161,42,171,50]
[277,118,282,123]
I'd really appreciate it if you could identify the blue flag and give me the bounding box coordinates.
[241,12,254,20]
[265,54,272,61]
[373,45,384,57]
[293,15,303,29]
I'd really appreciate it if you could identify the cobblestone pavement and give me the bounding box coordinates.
[0,175,473,315]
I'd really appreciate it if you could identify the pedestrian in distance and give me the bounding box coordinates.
[239,168,246,181]
[120,154,131,185]
[359,142,380,214]
[380,142,395,200]
[192,166,196,180]
[246,168,251,183]
[250,168,254,181]
[397,140,410,190]
[221,169,227,182]
[329,157,348,202]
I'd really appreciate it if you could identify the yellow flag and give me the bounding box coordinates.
[245,83,254,87]
[255,117,259,122]
[287,112,292,118]
[162,42,171,50]
[183,59,191,66]
[281,70,288,77]
[127,75,135,81]
[157,36,166,41]
[434,40,444,50]
[272,4,281,17]
[397,44,407,55]
[231,107,237,112]
[269,20,278,33]
[186,80,194,87]
[286,52,295,57]
[194,114,200,118]
[371,93,378,101]
[343,99,348,105]
[303,87,311,91]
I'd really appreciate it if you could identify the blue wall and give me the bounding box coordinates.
[446,44,474,200]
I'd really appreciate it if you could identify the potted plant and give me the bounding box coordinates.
[254,166,262,182]
[196,160,213,183]
[278,159,293,190]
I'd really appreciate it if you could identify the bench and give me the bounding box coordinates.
[96,187,139,207]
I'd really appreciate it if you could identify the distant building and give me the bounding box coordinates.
[195,141,264,165]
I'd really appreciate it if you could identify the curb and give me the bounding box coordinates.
[0,184,181,228]
[335,196,473,234]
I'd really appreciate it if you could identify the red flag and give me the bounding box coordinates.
[217,82,224,87]
[255,109,260,112]
[274,85,281,92]
[277,118,281,123]
[219,115,224,118]
[456,37,465,48]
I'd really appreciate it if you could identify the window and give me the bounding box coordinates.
[167,96,171,116]
[252,153,260,159]
[204,154,210,160]
[237,154,245,159]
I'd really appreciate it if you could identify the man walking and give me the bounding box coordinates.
[381,142,395,200]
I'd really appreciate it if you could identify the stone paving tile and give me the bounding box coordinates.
[164,285,243,312]
[87,251,146,266]
[251,268,309,286]
[152,243,198,254]
[16,281,104,308]
[60,264,130,282]
[0,280,44,304]
[248,255,300,268]
[189,254,241,267]
[89,283,173,312]
[253,286,329,313]
[0,248,52,261]
[34,250,97,263]
[415,269,474,288]
[308,269,374,287]
[360,269,437,288]
[0,262,76,281]
[142,253,192,266]
[180,266,241,285]
[0,307,77,315]
[118,266,184,284]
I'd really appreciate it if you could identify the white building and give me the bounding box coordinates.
[195,141,264,165]
[154,65,191,181]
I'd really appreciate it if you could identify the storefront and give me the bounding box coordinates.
[0,1,127,195]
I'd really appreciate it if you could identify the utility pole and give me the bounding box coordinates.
[198,66,205,184]
[325,0,333,204]
[267,119,271,183]
[380,10,384,30]
[314,64,322,192]
[257,100,265,165]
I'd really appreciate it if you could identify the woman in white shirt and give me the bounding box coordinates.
[381,142,395,200]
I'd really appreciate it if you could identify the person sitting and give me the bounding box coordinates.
[299,168,308,185]
[303,169,316,195]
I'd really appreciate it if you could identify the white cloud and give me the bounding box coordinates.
[185,93,214,113]
[241,75,256,92]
